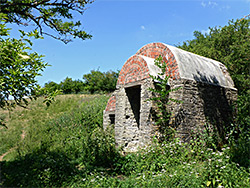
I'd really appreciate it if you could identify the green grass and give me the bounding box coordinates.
[0,94,249,187]
[0,94,87,159]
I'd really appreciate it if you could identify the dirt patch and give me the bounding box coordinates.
[0,147,17,161]
[21,129,26,140]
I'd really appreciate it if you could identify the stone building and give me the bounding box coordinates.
[103,42,237,152]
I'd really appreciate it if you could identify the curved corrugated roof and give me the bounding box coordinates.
[166,44,235,89]
[117,42,235,89]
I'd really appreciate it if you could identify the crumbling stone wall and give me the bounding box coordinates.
[103,94,116,129]
[103,42,237,152]
[165,79,237,142]
[114,79,153,152]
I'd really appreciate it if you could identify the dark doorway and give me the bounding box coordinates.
[109,114,115,125]
[125,85,141,128]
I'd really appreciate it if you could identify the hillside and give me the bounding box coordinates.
[0,94,249,187]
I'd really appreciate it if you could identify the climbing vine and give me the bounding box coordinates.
[148,55,181,141]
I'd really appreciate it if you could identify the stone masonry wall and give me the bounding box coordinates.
[166,79,237,142]
[103,95,116,130]
[104,42,237,151]
[115,78,153,152]
[113,77,237,151]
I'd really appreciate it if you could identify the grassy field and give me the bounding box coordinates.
[0,94,249,187]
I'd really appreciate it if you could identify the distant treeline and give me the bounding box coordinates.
[42,69,120,94]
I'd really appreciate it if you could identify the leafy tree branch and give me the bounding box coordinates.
[0,0,94,43]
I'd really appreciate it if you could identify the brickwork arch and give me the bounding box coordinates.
[105,95,116,112]
[136,42,180,80]
[117,55,150,86]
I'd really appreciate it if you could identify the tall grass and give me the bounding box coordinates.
[0,95,84,158]
[1,94,249,187]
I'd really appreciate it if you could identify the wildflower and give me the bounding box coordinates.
[221,166,226,169]
[169,174,173,177]
[218,159,222,163]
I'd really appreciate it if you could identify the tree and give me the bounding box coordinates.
[178,17,250,96]
[59,77,85,94]
[0,13,48,110]
[178,17,250,128]
[0,0,93,43]
[43,81,60,93]
[0,1,94,110]
[83,70,119,94]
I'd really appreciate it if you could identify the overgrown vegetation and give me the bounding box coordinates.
[1,16,249,187]
[1,94,249,187]
[148,56,181,141]
[178,17,250,168]
[41,69,119,95]
[0,1,94,112]
[178,17,250,129]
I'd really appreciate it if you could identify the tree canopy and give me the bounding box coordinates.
[178,16,250,127]
[0,0,94,43]
[83,69,119,94]
[0,1,94,111]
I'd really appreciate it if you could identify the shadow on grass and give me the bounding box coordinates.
[0,149,77,187]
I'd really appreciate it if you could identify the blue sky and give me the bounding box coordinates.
[16,0,250,86]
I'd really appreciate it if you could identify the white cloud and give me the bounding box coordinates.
[201,1,218,8]
[219,5,230,11]
[208,1,218,7]
[201,1,206,7]
[140,25,146,30]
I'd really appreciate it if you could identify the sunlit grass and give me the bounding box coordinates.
[1,94,249,187]
[0,94,91,160]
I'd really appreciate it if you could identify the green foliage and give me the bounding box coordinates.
[42,89,62,107]
[42,69,119,95]
[178,17,250,167]
[83,69,119,94]
[43,81,60,93]
[178,17,250,127]
[1,0,94,113]
[179,18,250,96]
[59,77,85,94]
[1,149,76,187]
[0,0,93,43]
[1,94,250,187]
[0,14,48,110]
[148,56,181,141]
